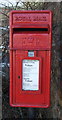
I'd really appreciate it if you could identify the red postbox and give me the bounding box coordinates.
[10,10,52,108]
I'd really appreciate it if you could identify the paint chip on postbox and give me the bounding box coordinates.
[22,60,39,91]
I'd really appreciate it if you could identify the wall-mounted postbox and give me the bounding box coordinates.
[10,10,52,108]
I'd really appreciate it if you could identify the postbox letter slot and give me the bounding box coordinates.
[13,27,49,33]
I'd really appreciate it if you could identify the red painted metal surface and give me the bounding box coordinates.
[10,10,52,108]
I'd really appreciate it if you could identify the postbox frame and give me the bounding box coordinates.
[10,10,52,108]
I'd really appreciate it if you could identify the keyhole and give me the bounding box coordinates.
[18,76,20,79]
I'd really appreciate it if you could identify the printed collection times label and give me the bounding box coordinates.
[22,60,39,90]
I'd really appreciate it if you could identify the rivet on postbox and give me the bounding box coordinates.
[10,10,52,108]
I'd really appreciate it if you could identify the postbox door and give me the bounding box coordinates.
[12,50,51,107]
